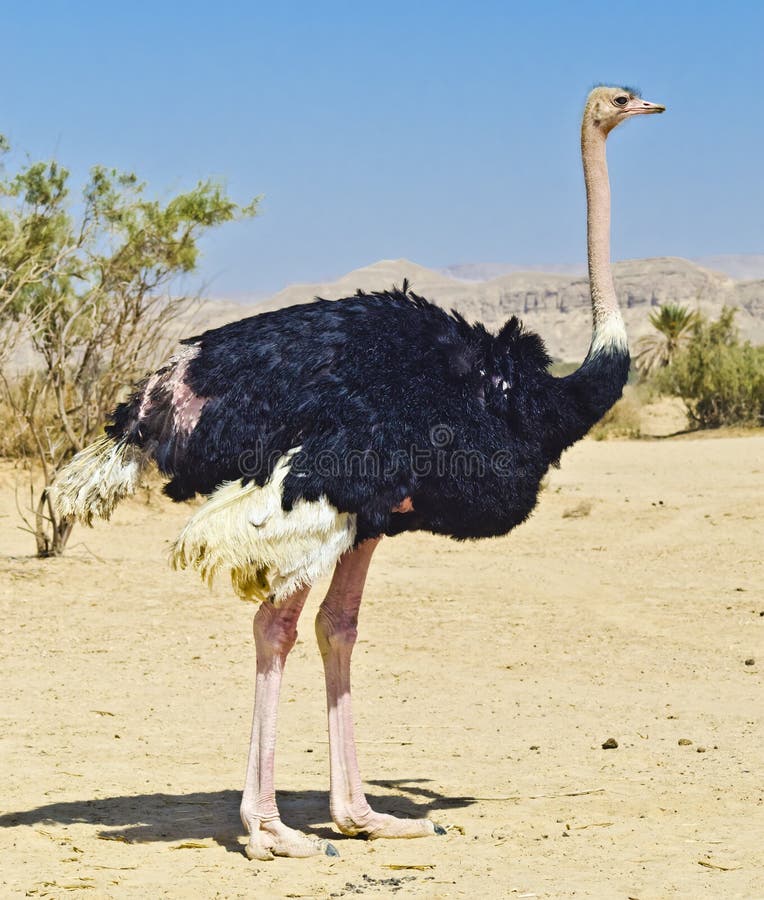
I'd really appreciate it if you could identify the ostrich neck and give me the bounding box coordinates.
[581,123,627,355]
[549,118,631,452]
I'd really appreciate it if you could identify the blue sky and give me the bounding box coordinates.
[2,1,762,297]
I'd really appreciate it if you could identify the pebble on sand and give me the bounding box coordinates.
[601,737,618,749]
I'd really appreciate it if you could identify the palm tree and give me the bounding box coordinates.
[635,303,697,378]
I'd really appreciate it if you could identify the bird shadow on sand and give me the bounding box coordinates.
[0,781,476,853]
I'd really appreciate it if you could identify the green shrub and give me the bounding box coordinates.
[0,135,258,555]
[656,307,764,428]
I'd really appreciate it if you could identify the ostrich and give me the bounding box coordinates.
[52,86,665,860]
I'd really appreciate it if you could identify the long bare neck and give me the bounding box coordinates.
[548,107,632,450]
[581,120,627,356]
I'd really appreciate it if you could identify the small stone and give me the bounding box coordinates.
[744,658,755,666]
[678,738,693,746]
[696,746,707,753]
[529,745,540,750]
[601,737,618,749]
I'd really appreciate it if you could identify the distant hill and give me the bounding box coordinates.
[441,262,586,281]
[443,254,764,283]
[10,255,762,372]
[204,256,764,361]
[692,254,764,280]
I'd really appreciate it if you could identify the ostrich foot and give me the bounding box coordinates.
[333,806,446,840]
[245,819,339,860]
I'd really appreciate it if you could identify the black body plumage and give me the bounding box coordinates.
[107,287,629,543]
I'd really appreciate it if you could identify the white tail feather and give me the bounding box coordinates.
[171,452,357,604]
[50,436,146,526]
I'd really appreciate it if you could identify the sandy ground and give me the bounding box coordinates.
[1,434,762,899]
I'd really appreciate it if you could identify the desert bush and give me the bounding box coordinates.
[0,137,258,555]
[655,307,764,429]
[0,372,59,458]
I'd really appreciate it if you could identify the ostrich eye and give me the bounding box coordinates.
[614,96,628,106]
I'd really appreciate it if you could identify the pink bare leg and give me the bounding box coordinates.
[241,587,338,860]
[315,538,444,839]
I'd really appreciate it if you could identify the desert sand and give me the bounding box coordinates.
[1,433,762,899]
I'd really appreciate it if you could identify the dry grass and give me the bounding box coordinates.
[589,385,644,440]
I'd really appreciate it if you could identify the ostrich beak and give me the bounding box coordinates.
[626,97,666,116]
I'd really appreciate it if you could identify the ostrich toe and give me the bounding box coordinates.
[245,819,338,860]
[337,810,444,840]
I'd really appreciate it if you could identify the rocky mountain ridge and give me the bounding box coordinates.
[10,255,761,370]
[202,256,764,361]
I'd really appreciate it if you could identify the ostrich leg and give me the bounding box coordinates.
[241,587,338,860]
[316,538,444,839]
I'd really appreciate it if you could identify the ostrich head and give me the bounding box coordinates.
[585,85,665,135]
